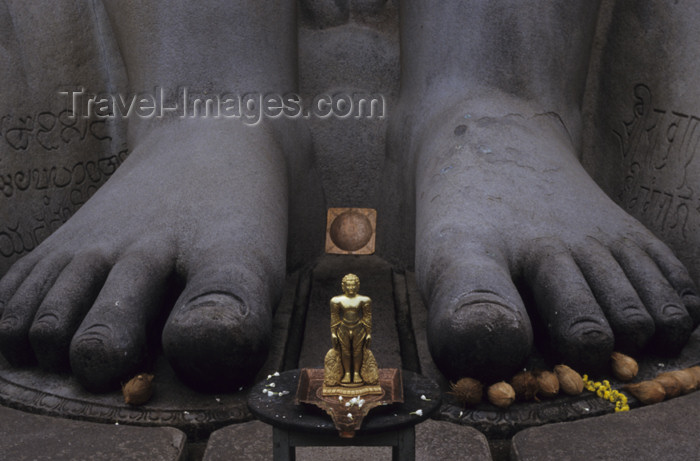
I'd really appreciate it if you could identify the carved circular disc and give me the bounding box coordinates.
[329,210,373,251]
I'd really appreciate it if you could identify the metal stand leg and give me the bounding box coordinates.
[273,427,295,461]
[273,425,415,461]
[393,427,415,461]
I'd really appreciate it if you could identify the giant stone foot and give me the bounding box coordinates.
[0,0,299,393]
[397,0,700,382]
[0,120,289,392]
[413,107,700,381]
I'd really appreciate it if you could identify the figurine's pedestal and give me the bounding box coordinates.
[247,369,440,461]
[297,368,401,437]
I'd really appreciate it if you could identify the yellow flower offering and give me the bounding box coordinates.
[582,374,629,412]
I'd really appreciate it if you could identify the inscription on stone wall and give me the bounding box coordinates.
[1,110,113,152]
[614,84,700,240]
[0,109,126,269]
[0,151,127,258]
[0,155,125,199]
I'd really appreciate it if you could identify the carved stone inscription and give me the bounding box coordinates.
[0,109,126,272]
[614,84,700,240]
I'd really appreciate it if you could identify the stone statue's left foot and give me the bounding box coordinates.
[409,106,700,382]
[396,0,700,382]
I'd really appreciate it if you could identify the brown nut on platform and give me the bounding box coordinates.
[487,381,515,408]
[450,377,483,407]
[554,365,584,396]
[122,373,154,406]
[611,352,638,382]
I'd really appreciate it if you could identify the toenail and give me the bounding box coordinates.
[34,312,60,328]
[0,314,19,330]
[457,291,517,313]
[620,304,648,321]
[568,318,610,341]
[681,291,700,304]
[661,303,687,318]
[451,292,524,330]
[75,324,114,345]
[181,292,249,322]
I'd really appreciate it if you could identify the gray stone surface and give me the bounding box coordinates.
[0,405,186,461]
[584,0,700,285]
[416,419,491,461]
[392,0,700,385]
[1,0,700,416]
[203,420,271,461]
[3,2,700,459]
[511,391,700,461]
[203,419,491,461]
[0,0,128,275]
[0,0,304,394]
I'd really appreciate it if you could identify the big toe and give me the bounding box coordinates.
[424,250,533,382]
[163,282,273,393]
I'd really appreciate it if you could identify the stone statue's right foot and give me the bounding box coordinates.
[0,0,300,392]
[0,120,291,392]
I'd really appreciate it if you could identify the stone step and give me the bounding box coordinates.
[202,419,492,461]
[511,390,700,461]
[0,405,186,461]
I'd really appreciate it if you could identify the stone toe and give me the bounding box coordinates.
[162,292,271,392]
